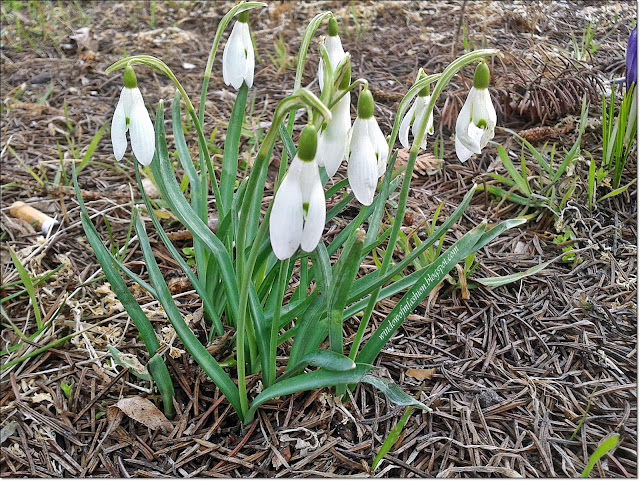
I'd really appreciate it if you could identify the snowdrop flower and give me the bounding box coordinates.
[111,65,155,166]
[455,61,496,163]
[347,88,389,205]
[399,78,434,150]
[270,125,326,260]
[223,11,254,89]
[317,63,352,178]
[318,16,346,93]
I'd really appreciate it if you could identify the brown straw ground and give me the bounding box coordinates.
[1,1,637,477]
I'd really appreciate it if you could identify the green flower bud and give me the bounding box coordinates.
[357,88,374,119]
[238,10,249,23]
[123,65,137,89]
[473,61,490,90]
[298,125,318,162]
[328,16,339,37]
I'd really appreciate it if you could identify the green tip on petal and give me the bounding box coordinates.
[123,65,137,89]
[473,61,490,90]
[476,119,487,129]
[238,10,249,23]
[328,16,339,36]
[298,125,318,162]
[357,88,374,119]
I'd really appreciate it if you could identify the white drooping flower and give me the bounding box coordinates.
[399,89,434,150]
[316,92,352,178]
[111,65,155,166]
[347,89,389,206]
[318,16,346,93]
[222,11,254,90]
[270,126,326,260]
[455,61,496,162]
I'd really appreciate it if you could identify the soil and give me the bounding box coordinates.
[1,1,637,478]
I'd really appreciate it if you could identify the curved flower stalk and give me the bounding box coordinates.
[110,65,155,166]
[318,16,346,93]
[270,125,326,260]
[223,11,255,89]
[399,72,434,150]
[347,88,388,205]
[455,61,497,163]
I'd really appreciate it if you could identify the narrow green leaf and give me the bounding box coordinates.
[9,249,42,330]
[220,83,248,219]
[133,213,242,417]
[372,407,414,471]
[362,374,430,411]
[148,353,176,418]
[598,178,636,202]
[77,123,108,172]
[356,223,488,365]
[580,434,620,478]
[247,364,371,421]
[497,145,531,195]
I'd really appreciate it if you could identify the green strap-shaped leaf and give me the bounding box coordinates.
[134,163,224,336]
[134,213,243,417]
[150,101,241,325]
[220,83,248,222]
[247,364,371,422]
[277,349,357,383]
[356,223,487,365]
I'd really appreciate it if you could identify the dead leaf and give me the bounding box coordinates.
[114,396,171,430]
[406,368,436,381]
[456,264,470,300]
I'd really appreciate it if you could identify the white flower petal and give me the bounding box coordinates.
[455,123,484,163]
[111,88,128,161]
[455,91,482,156]
[128,89,155,166]
[318,35,346,92]
[471,88,497,127]
[348,120,378,205]
[241,23,254,88]
[455,135,475,163]
[223,21,249,89]
[316,93,351,177]
[399,100,417,149]
[300,180,326,253]
[367,117,389,177]
[411,96,433,149]
[270,170,304,260]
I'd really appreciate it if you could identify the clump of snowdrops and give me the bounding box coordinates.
[74,2,522,423]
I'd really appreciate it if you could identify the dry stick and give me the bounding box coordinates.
[452,0,468,58]
[73,367,129,422]
[211,419,259,472]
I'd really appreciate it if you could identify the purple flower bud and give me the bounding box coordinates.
[626,27,637,89]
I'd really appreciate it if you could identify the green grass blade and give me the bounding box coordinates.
[580,433,620,478]
[8,249,42,330]
[496,145,531,195]
[77,123,108,173]
[372,407,414,471]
